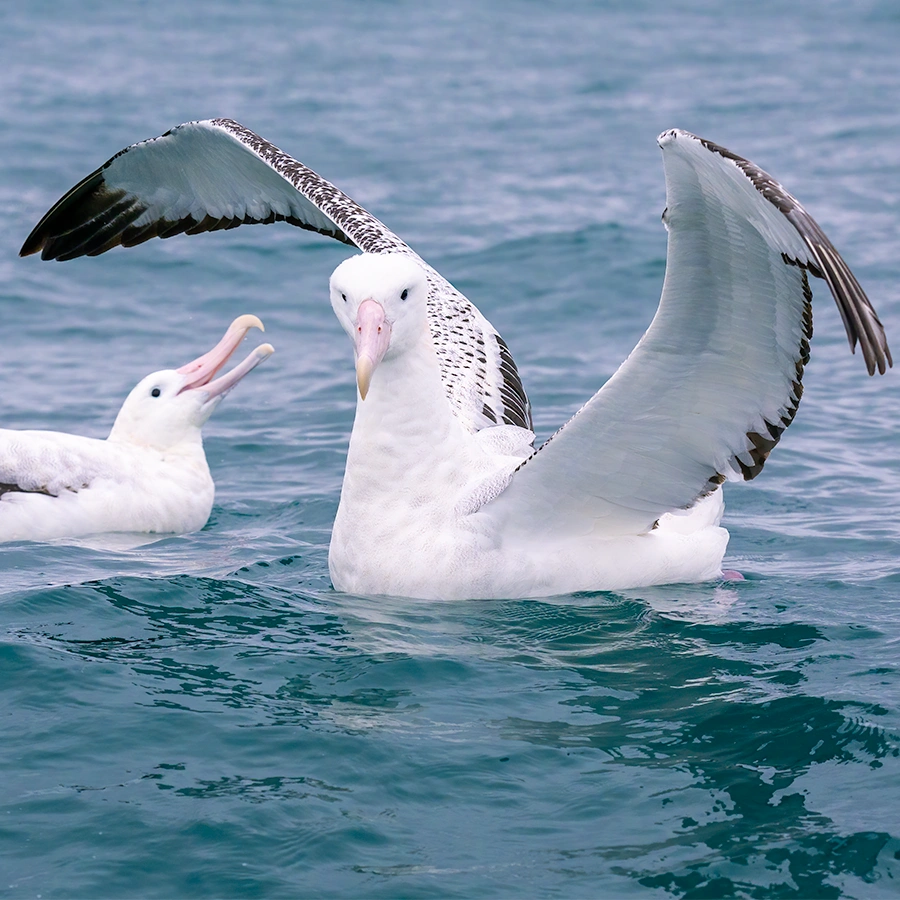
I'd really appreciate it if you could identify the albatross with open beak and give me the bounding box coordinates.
[0,315,273,542]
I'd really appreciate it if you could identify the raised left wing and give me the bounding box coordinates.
[488,129,891,539]
[20,118,531,434]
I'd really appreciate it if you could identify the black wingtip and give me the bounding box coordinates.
[19,167,110,260]
[19,225,45,258]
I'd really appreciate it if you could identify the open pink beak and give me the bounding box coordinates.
[177,314,274,399]
[355,299,392,400]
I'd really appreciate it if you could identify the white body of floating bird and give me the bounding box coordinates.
[20,120,891,598]
[0,315,273,543]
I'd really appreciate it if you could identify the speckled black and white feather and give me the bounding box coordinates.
[20,118,532,434]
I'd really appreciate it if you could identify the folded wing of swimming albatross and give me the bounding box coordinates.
[21,123,891,541]
[0,433,120,499]
[19,118,531,438]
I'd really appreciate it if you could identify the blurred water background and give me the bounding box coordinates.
[2,1,899,896]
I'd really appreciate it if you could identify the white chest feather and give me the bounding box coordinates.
[326,333,727,600]
[328,339,528,592]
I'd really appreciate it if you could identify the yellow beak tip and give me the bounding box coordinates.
[356,358,373,400]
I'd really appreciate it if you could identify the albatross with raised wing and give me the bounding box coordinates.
[20,121,891,596]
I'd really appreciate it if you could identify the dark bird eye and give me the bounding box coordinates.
[341,293,347,302]
[400,289,408,301]
[151,387,161,398]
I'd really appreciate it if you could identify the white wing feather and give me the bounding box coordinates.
[489,129,890,537]
[0,430,126,497]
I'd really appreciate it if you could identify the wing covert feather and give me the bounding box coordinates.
[0,431,121,498]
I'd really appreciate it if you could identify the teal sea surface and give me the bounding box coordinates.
[2,1,900,896]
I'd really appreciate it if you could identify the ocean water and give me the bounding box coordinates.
[2,1,900,896]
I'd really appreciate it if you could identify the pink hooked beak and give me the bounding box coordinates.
[177,314,274,399]
[355,299,392,400]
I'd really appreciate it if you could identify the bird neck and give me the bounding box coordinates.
[345,335,468,485]
[107,422,206,458]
